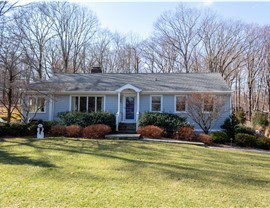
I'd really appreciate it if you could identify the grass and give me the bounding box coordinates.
[0,137,270,207]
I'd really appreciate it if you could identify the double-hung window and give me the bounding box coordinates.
[29,96,45,113]
[175,96,186,112]
[203,96,214,112]
[71,96,104,112]
[151,96,162,112]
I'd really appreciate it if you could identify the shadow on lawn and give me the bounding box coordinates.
[0,149,57,168]
[3,138,270,187]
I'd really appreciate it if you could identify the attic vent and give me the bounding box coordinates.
[91,67,102,73]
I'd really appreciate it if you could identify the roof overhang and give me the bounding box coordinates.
[115,84,142,93]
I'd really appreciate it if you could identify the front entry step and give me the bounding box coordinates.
[118,123,137,134]
[105,134,141,140]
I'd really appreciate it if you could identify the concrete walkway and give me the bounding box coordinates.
[142,138,205,146]
[142,138,270,154]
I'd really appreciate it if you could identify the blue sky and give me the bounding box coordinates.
[82,1,270,38]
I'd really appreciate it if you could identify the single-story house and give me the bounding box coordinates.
[26,72,232,132]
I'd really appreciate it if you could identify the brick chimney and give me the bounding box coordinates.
[91,66,102,73]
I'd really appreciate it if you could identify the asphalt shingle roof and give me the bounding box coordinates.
[29,73,231,93]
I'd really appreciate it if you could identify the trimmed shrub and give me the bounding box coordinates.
[256,137,270,150]
[210,131,229,144]
[138,112,187,136]
[197,133,212,145]
[66,125,83,137]
[220,114,239,139]
[83,124,111,139]
[235,125,256,135]
[49,125,67,137]
[3,123,30,137]
[58,112,115,129]
[173,126,195,141]
[137,125,165,139]
[235,133,257,147]
[252,111,269,127]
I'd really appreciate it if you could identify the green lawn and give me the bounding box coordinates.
[0,138,269,207]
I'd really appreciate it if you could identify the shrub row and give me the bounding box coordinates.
[138,112,188,137]
[0,121,57,137]
[58,112,115,129]
[137,125,213,145]
[49,124,111,139]
[235,133,270,150]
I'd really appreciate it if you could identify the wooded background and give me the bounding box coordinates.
[0,2,269,123]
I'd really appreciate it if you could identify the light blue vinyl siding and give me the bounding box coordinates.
[26,92,231,132]
[139,95,150,113]
[162,95,174,113]
[53,96,70,119]
[105,95,118,113]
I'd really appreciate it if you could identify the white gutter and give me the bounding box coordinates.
[26,90,232,95]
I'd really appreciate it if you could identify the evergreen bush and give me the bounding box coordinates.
[138,112,187,136]
[235,108,246,124]
[235,125,256,135]
[256,136,270,150]
[220,114,239,139]
[58,112,115,129]
[235,133,257,147]
[210,131,229,144]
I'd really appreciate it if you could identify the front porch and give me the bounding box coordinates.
[115,84,142,132]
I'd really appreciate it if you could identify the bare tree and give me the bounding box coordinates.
[186,93,227,134]
[12,2,54,80]
[0,1,17,18]
[153,4,202,73]
[0,26,25,123]
[42,1,99,73]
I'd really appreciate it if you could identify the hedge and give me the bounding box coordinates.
[235,133,257,148]
[58,112,115,129]
[210,131,229,144]
[138,112,187,136]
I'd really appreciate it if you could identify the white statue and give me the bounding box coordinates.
[37,124,44,139]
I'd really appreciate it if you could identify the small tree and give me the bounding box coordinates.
[186,93,227,134]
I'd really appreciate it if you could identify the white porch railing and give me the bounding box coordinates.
[116,112,121,131]
[136,112,139,131]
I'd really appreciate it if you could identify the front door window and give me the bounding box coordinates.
[126,97,135,120]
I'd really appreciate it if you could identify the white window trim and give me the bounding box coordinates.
[174,95,187,113]
[29,96,46,114]
[150,95,163,112]
[203,96,215,113]
[70,95,106,113]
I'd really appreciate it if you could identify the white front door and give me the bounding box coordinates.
[124,96,135,121]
